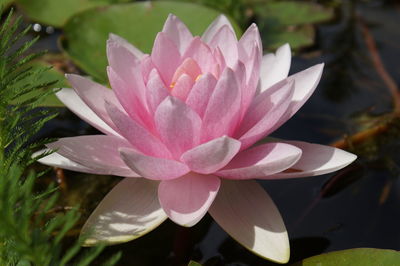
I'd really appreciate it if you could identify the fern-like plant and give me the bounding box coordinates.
[0,9,120,266]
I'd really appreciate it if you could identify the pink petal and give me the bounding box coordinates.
[182,37,218,76]
[55,88,120,137]
[65,74,123,132]
[141,55,155,84]
[181,136,241,174]
[146,69,169,114]
[236,80,294,137]
[107,67,154,131]
[209,180,290,263]
[151,32,181,85]
[267,141,357,179]
[46,135,137,177]
[81,178,167,245]
[238,81,295,150]
[185,73,217,117]
[238,23,262,60]
[202,14,235,44]
[162,14,193,54]
[217,142,301,179]
[266,64,324,134]
[202,68,241,141]
[108,33,144,60]
[155,97,202,159]
[34,149,101,175]
[158,173,220,226]
[241,44,262,117]
[209,25,238,68]
[170,74,194,101]
[119,148,190,180]
[259,44,292,92]
[105,102,172,158]
[107,38,147,105]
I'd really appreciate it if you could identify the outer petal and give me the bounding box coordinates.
[81,178,167,246]
[151,32,181,85]
[162,14,193,54]
[55,88,120,137]
[202,14,235,44]
[209,180,290,263]
[33,149,100,174]
[46,135,137,177]
[66,74,125,132]
[120,148,190,180]
[202,68,241,141]
[239,23,262,60]
[158,172,220,227]
[107,39,147,106]
[217,143,301,179]
[266,64,324,133]
[238,81,295,150]
[155,97,202,159]
[105,102,172,158]
[108,33,144,59]
[267,141,357,179]
[185,73,217,117]
[181,136,241,174]
[259,43,291,92]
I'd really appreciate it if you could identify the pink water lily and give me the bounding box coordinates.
[36,14,357,263]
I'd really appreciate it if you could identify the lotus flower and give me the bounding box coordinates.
[37,14,356,263]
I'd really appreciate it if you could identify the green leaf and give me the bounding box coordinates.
[61,1,242,83]
[263,24,315,50]
[254,1,334,50]
[292,248,400,266]
[188,260,202,266]
[260,1,334,26]
[11,60,68,107]
[15,0,114,27]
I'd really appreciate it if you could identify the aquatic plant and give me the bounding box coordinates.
[37,14,357,263]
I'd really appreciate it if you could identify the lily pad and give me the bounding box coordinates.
[61,1,242,83]
[292,248,400,266]
[12,61,68,107]
[15,0,114,27]
[253,1,334,50]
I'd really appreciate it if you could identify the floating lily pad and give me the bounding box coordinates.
[292,248,400,266]
[253,1,334,50]
[15,0,114,27]
[61,1,241,83]
[12,61,68,107]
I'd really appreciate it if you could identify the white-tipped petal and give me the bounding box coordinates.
[209,180,290,263]
[81,178,167,246]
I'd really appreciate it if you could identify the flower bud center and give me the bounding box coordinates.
[169,57,202,90]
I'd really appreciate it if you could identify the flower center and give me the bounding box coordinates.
[169,57,202,90]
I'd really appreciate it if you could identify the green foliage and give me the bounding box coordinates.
[61,1,241,83]
[291,248,400,266]
[0,9,119,265]
[253,0,334,50]
[16,0,117,27]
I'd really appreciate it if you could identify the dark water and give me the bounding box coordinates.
[29,0,400,265]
